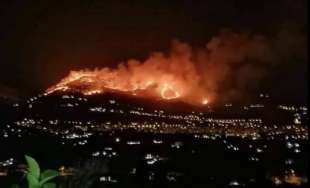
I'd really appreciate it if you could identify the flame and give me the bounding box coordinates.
[160,83,180,100]
[46,68,209,105]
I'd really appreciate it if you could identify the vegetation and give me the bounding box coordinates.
[11,155,59,188]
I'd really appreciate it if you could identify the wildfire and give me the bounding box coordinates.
[46,68,210,105]
[45,31,275,106]
[46,39,215,106]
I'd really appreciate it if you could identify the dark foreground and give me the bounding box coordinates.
[0,131,308,188]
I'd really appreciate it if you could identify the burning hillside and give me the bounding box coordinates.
[47,31,273,105]
[46,67,206,105]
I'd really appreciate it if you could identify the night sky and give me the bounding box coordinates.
[0,0,307,103]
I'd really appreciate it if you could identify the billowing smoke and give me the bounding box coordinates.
[196,30,273,102]
[47,30,275,105]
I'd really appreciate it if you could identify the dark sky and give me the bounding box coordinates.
[0,0,307,103]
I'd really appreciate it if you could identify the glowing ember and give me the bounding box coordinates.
[202,98,209,105]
